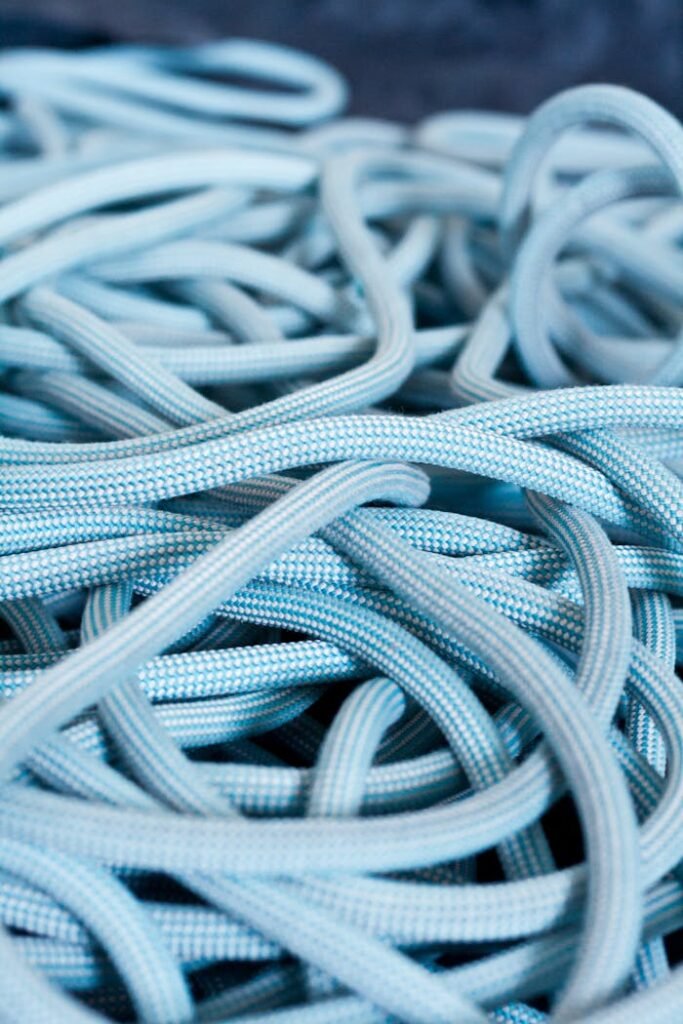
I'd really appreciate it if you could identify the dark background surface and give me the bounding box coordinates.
[0,0,681,121]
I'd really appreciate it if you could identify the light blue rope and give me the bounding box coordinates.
[0,35,681,1024]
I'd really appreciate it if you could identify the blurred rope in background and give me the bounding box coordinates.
[0,0,680,120]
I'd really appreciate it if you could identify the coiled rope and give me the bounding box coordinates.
[0,36,681,1024]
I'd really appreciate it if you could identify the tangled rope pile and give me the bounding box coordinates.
[0,36,681,1024]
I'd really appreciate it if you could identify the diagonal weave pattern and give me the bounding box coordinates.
[0,37,680,1024]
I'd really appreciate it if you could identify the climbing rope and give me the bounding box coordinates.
[0,37,681,1024]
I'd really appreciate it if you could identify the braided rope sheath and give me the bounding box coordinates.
[0,36,680,1023]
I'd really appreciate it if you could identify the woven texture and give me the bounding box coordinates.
[0,37,681,1024]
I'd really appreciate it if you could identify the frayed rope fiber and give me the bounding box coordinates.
[0,36,681,1024]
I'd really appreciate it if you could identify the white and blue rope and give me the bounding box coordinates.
[0,35,681,1024]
